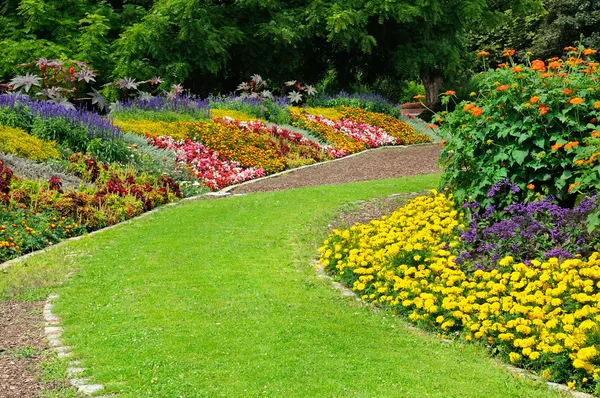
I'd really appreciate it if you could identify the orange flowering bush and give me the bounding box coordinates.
[437,47,600,210]
[339,106,432,145]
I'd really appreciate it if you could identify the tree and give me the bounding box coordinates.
[530,0,600,58]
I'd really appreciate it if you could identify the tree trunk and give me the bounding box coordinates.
[421,72,444,105]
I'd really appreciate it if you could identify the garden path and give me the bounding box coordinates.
[229,144,442,194]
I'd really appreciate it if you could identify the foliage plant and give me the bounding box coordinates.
[9,59,102,109]
[282,80,317,105]
[437,47,600,210]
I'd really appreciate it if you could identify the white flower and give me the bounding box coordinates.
[285,80,297,87]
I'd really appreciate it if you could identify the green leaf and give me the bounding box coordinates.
[534,137,545,148]
[588,212,600,233]
[512,149,528,165]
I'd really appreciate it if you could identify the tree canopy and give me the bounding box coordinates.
[0,0,575,101]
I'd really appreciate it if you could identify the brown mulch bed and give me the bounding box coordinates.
[0,301,47,398]
[229,144,442,194]
[328,192,425,231]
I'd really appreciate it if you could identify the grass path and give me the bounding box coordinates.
[2,175,560,397]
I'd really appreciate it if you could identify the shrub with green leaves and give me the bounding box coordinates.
[437,47,600,209]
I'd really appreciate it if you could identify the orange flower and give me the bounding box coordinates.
[526,183,535,190]
[531,59,546,71]
[477,50,490,57]
[512,65,524,73]
[539,104,549,115]
[562,88,573,95]
[502,49,516,57]
[496,85,510,91]
[440,140,447,147]
[529,96,539,103]
[564,46,577,52]
[594,101,600,109]
[443,90,456,96]
[564,141,579,149]
[463,103,475,111]
[497,63,509,68]
[568,97,584,105]
[426,124,438,129]
[539,72,554,78]
[470,107,483,117]
[551,143,563,150]
[583,48,597,56]
[413,94,426,99]
[568,182,579,193]
[548,61,563,70]
[592,131,600,138]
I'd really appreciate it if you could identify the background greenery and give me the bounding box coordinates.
[2,0,595,103]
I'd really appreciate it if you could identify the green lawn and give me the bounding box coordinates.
[1,174,562,397]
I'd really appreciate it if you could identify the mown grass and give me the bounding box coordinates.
[0,174,563,397]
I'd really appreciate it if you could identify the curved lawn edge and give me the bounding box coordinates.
[0,143,439,271]
[219,143,438,193]
[312,256,596,398]
[37,177,562,397]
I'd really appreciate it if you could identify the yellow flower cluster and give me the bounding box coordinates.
[319,192,600,390]
[0,126,61,161]
[114,120,191,140]
[299,107,344,120]
[340,106,432,145]
[210,109,259,121]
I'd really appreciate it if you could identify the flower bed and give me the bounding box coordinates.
[210,109,258,121]
[114,120,191,140]
[340,106,431,145]
[228,119,335,167]
[290,108,368,154]
[0,126,61,161]
[0,155,182,262]
[149,135,265,190]
[189,119,287,173]
[319,192,600,392]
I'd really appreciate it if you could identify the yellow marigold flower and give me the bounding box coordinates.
[509,352,521,363]
[541,369,551,379]
[498,256,514,267]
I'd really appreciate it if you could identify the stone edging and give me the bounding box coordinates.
[312,258,596,398]
[44,294,105,396]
